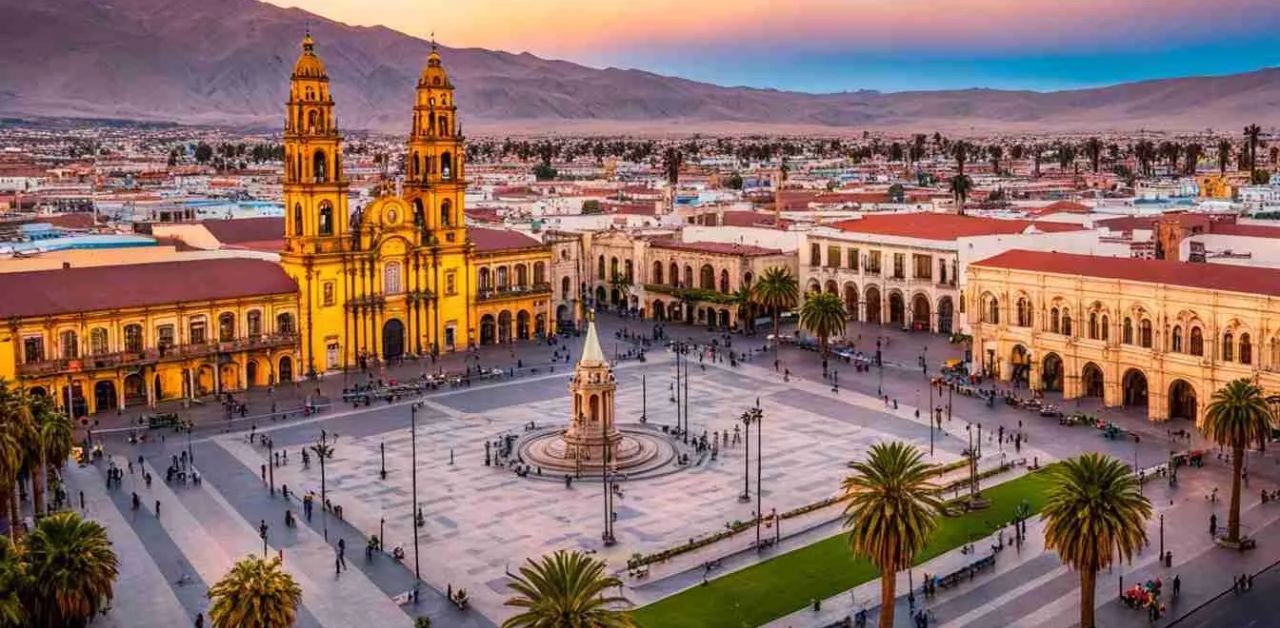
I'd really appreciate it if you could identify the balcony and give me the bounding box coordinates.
[477,282,552,303]
[16,334,298,377]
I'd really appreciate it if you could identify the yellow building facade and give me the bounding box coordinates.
[0,259,299,416]
[966,250,1280,424]
[279,35,551,375]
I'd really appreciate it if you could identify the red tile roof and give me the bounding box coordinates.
[1208,223,1280,239]
[831,213,1080,241]
[200,217,284,245]
[651,240,783,257]
[0,259,297,319]
[972,250,1280,298]
[470,227,543,252]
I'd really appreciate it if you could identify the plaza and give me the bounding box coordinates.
[61,314,1280,627]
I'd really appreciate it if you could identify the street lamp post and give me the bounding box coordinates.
[603,435,615,545]
[754,401,763,550]
[259,520,269,558]
[740,409,752,502]
[268,437,275,497]
[641,372,647,421]
[1159,513,1164,557]
[928,379,935,456]
[380,441,387,480]
[683,345,689,443]
[310,430,336,541]
[186,424,194,465]
[410,401,424,582]
[674,342,681,435]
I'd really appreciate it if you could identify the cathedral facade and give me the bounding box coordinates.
[280,34,552,376]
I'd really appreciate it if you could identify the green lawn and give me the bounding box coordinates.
[633,468,1057,628]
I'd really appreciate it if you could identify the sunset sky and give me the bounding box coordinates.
[266,0,1280,92]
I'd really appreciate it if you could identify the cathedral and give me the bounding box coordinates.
[280,34,554,377]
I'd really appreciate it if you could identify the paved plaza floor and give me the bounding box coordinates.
[52,314,1280,627]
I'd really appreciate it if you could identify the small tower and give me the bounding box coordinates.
[565,313,620,461]
[282,32,349,251]
[403,41,466,246]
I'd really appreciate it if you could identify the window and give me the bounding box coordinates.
[441,151,453,179]
[846,248,859,270]
[561,276,570,299]
[1190,327,1204,356]
[276,313,296,334]
[700,265,715,290]
[866,251,882,274]
[445,270,457,295]
[892,253,905,279]
[189,317,207,345]
[1172,326,1183,352]
[939,258,948,284]
[218,313,236,342]
[1122,317,1133,344]
[293,204,303,235]
[1240,333,1252,365]
[23,336,44,363]
[318,201,333,236]
[719,269,730,294]
[810,243,821,267]
[827,245,841,268]
[441,199,453,227]
[669,262,680,287]
[1223,332,1234,361]
[623,260,633,284]
[597,256,605,280]
[982,294,999,324]
[58,330,77,359]
[90,328,109,355]
[157,325,175,349]
[1015,298,1032,327]
[1062,312,1073,336]
[384,261,402,294]
[323,281,336,307]
[651,261,663,285]
[1088,313,1099,340]
[1139,320,1152,349]
[913,254,932,280]
[479,267,492,290]
[1050,307,1060,333]
[497,266,509,290]
[247,310,263,338]
[124,324,144,352]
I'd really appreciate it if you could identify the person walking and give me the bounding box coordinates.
[155,500,161,519]
[195,612,204,628]
[337,538,347,572]
[1210,513,1217,536]
[1172,574,1181,599]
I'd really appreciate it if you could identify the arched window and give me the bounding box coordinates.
[1240,333,1252,365]
[719,269,730,293]
[1050,307,1060,333]
[533,262,546,285]
[684,265,693,287]
[124,324,144,352]
[670,262,679,287]
[515,264,528,288]
[293,204,303,235]
[625,260,635,284]
[1172,325,1183,352]
[1062,311,1072,336]
[218,313,236,342]
[313,149,327,183]
[982,294,999,324]
[90,328,109,355]
[247,310,262,338]
[1088,313,1099,340]
[479,267,492,290]
[561,276,570,299]
[611,257,620,279]
[59,330,78,359]
[652,261,664,285]
[413,199,425,227]
[1015,298,1031,327]
[1271,337,1280,368]
[307,109,318,131]
[1139,319,1152,348]
[441,199,452,227]
[597,256,605,281]
[1223,332,1234,362]
[1101,315,1110,342]
[318,201,333,236]
[384,262,402,294]
[700,265,715,290]
[441,151,453,179]
[276,312,296,335]
[1122,317,1133,344]
[439,115,449,136]
[412,151,420,178]
[497,266,509,290]
[1190,327,1204,356]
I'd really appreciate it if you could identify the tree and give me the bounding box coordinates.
[725,172,744,190]
[32,395,72,521]
[730,286,755,331]
[1083,137,1103,173]
[502,550,634,628]
[887,183,905,203]
[752,267,799,343]
[208,556,303,628]
[949,174,973,213]
[0,386,23,540]
[951,141,970,174]
[194,142,214,164]
[799,292,847,357]
[987,144,1003,175]
[0,536,24,628]
[1043,454,1151,628]
[841,442,941,628]
[1200,379,1274,544]
[1251,169,1272,185]
[1244,124,1263,171]
[609,271,632,307]
[581,199,602,215]
[23,512,119,628]
[1217,139,1234,174]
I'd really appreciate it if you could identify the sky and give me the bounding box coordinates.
[266,0,1280,93]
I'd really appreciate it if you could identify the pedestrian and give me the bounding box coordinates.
[337,538,347,572]
[1172,574,1180,598]
[1247,573,1254,591]
[1210,513,1217,536]
[155,499,161,519]
[261,464,267,483]
[79,490,85,510]
[195,611,204,628]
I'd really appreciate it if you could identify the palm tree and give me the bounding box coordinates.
[952,140,970,174]
[208,556,303,628]
[1083,137,1103,173]
[1217,139,1234,174]
[730,286,755,332]
[1201,379,1274,544]
[502,549,634,628]
[752,267,799,343]
[23,511,118,628]
[949,174,973,214]
[799,292,847,357]
[1244,124,1263,171]
[0,536,24,628]
[608,271,632,311]
[987,144,1003,175]
[0,412,22,541]
[1043,454,1151,628]
[31,395,72,520]
[841,441,941,628]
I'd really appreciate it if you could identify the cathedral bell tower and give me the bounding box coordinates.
[283,33,349,254]
[403,42,466,248]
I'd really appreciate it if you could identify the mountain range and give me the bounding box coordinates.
[2,0,1278,134]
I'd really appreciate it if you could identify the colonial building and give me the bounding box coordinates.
[966,250,1280,423]
[278,34,551,374]
[472,227,554,344]
[0,259,299,415]
[642,239,793,328]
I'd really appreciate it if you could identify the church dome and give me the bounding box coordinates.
[292,33,328,79]
[418,45,452,89]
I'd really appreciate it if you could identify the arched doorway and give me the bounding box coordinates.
[1169,380,1197,421]
[93,380,116,414]
[556,304,571,325]
[1082,362,1104,398]
[937,297,955,334]
[62,384,86,418]
[480,314,496,345]
[651,300,665,321]
[123,373,146,407]
[498,311,513,343]
[911,294,931,332]
[246,360,259,388]
[278,356,294,384]
[516,310,531,340]
[382,319,406,360]
[888,291,905,327]
[535,314,547,337]
[1122,369,1148,408]
[1041,353,1063,392]
[843,284,859,322]
[865,286,882,325]
[1009,345,1030,387]
[719,309,731,329]
[594,286,606,305]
